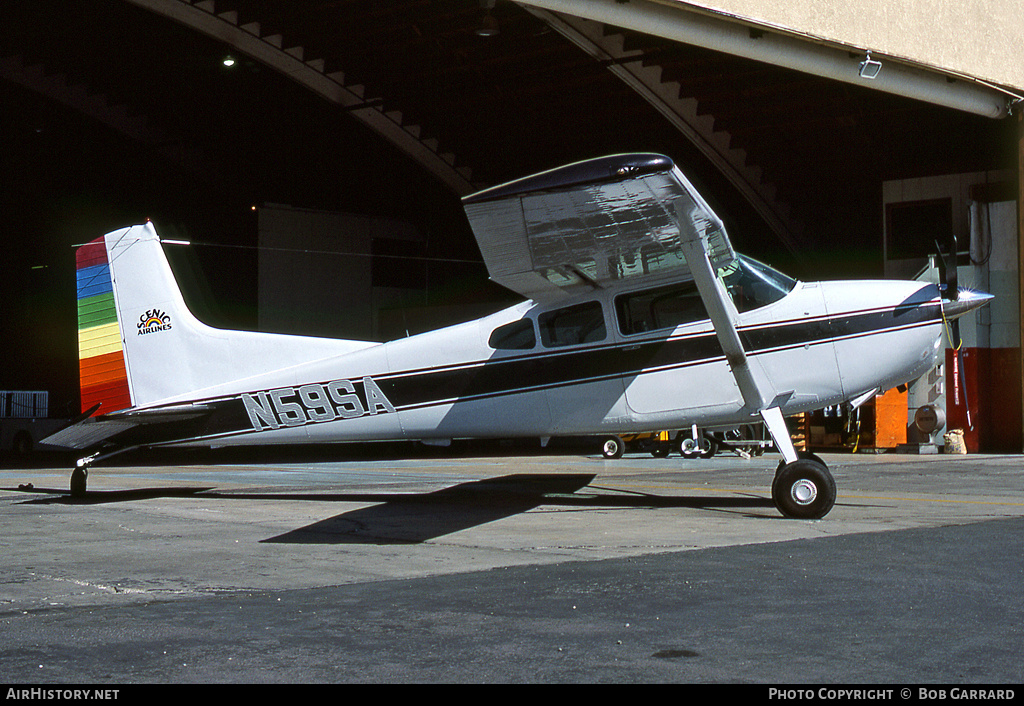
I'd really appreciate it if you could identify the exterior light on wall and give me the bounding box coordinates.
[859,51,882,80]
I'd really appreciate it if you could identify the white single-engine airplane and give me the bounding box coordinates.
[45,153,991,518]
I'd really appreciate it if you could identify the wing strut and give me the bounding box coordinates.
[674,200,798,465]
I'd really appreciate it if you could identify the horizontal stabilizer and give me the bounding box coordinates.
[41,402,215,451]
[41,418,138,450]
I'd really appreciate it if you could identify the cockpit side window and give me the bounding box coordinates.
[719,255,797,313]
[538,301,606,348]
[488,319,537,350]
[616,282,707,336]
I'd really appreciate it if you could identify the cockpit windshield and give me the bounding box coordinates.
[718,255,797,313]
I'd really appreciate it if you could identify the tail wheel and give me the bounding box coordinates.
[772,459,836,519]
[601,436,625,459]
[70,466,88,498]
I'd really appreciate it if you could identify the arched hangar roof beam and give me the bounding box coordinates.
[125,0,478,195]
[525,7,802,252]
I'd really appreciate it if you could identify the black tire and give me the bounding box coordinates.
[776,450,826,471]
[772,451,827,501]
[601,436,625,459]
[650,444,670,458]
[772,459,836,519]
[697,434,718,459]
[70,466,88,498]
[678,436,697,458]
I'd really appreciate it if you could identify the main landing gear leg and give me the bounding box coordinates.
[760,407,836,519]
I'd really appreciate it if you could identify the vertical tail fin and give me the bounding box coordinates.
[76,236,132,416]
[77,222,374,413]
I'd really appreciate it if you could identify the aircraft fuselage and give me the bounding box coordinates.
[149,271,943,451]
[50,153,982,517]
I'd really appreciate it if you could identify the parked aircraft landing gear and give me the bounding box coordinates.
[601,436,625,459]
[758,408,835,519]
[679,433,717,459]
[771,456,836,519]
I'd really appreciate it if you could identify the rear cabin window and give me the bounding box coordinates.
[616,283,708,335]
[538,301,607,348]
[488,319,536,350]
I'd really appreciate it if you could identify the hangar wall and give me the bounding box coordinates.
[256,205,504,343]
[686,0,1024,94]
[669,0,1024,452]
[883,173,1021,452]
[257,205,423,343]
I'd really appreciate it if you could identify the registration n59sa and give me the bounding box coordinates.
[241,376,395,431]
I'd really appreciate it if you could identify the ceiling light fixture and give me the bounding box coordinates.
[222,55,236,67]
[476,0,499,37]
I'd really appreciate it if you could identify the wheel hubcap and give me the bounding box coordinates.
[791,479,818,505]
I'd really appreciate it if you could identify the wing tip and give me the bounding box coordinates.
[463,153,674,205]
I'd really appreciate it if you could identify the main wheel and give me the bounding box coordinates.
[70,466,88,498]
[697,434,718,459]
[601,436,625,459]
[772,459,836,519]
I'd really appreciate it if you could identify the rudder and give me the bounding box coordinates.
[76,235,132,416]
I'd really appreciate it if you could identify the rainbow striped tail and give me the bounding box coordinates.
[69,223,377,419]
[76,237,132,416]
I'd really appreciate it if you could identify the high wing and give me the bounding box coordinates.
[464,153,798,464]
[462,153,735,304]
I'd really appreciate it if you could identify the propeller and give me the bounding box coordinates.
[935,234,958,303]
[935,235,962,349]
[935,234,993,431]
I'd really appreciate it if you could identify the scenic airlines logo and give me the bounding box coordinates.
[137,308,172,335]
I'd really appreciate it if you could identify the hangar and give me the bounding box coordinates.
[2,0,1022,452]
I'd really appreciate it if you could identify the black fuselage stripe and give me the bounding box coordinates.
[118,302,941,447]
[376,303,942,412]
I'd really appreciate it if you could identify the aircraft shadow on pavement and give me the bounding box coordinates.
[261,475,774,545]
[10,473,774,544]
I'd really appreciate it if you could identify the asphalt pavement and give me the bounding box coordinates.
[1,446,1022,685]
